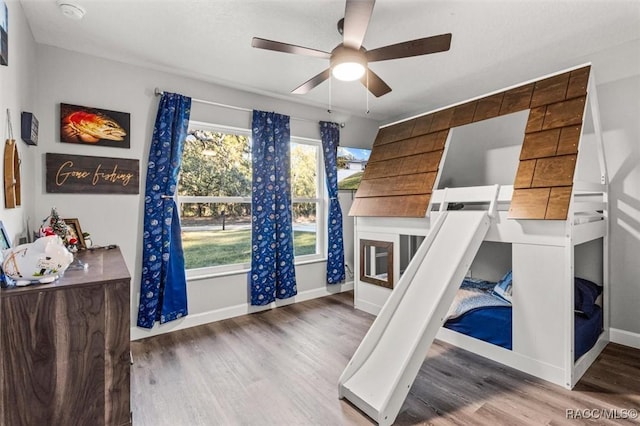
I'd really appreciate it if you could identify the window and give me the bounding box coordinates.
[178,122,325,275]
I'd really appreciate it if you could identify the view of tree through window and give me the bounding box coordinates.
[178,127,322,271]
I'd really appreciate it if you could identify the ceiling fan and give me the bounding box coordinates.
[251,0,452,97]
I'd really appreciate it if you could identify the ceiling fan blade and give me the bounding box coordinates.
[342,0,375,50]
[252,37,331,59]
[292,68,331,94]
[366,33,452,62]
[361,68,391,97]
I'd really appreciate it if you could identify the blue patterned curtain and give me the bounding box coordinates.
[250,110,297,305]
[320,121,346,284]
[137,92,191,328]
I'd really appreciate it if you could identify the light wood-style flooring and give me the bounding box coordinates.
[131,291,640,425]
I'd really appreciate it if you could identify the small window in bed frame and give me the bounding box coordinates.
[360,239,394,289]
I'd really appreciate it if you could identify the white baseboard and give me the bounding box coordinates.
[609,327,640,349]
[131,281,354,341]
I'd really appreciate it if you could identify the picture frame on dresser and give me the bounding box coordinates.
[63,218,85,249]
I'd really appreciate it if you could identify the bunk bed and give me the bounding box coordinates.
[348,63,610,393]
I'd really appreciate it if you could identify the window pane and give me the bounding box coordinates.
[293,202,317,256]
[180,202,252,269]
[179,129,251,197]
[290,142,318,198]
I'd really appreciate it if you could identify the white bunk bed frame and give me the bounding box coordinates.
[353,64,608,390]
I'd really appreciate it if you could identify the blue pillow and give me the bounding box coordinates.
[493,270,513,303]
[574,277,602,318]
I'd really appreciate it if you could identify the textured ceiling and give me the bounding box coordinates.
[18,0,640,122]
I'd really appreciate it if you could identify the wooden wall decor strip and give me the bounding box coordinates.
[349,194,431,217]
[514,159,536,189]
[545,186,573,219]
[542,96,586,130]
[356,172,436,198]
[508,188,550,219]
[530,154,577,188]
[473,92,505,122]
[530,72,570,108]
[499,83,534,116]
[354,65,590,219]
[520,128,561,160]
[556,125,581,155]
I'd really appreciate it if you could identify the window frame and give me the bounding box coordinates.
[179,121,327,280]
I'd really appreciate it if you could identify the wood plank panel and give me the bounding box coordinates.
[542,96,586,130]
[499,83,534,115]
[530,72,570,107]
[545,186,573,220]
[362,158,404,179]
[429,108,455,132]
[531,154,577,188]
[513,159,536,189]
[376,120,416,145]
[368,138,417,163]
[402,151,443,174]
[525,106,546,133]
[556,125,581,155]
[508,187,550,219]
[473,93,504,122]
[411,114,434,136]
[520,128,560,160]
[414,130,448,153]
[361,150,443,181]
[450,101,477,127]
[566,66,590,99]
[349,194,431,217]
[356,172,436,197]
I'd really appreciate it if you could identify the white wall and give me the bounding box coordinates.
[30,45,378,339]
[571,39,640,341]
[0,0,37,244]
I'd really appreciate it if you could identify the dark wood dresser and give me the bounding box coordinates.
[0,247,131,426]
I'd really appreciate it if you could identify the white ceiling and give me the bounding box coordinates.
[18,0,640,123]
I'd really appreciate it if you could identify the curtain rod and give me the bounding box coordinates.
[154,88,345,127]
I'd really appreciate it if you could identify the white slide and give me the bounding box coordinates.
[339,209,491,425]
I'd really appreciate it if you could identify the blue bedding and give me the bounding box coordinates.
[443,278,603,360]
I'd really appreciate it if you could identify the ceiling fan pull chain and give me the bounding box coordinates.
[366,72,370,114]
[328,74,333,114]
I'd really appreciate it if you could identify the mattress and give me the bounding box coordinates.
[444,280,603,361]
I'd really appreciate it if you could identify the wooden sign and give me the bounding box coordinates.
[46,153,139,194]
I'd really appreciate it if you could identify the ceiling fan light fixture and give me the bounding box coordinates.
[332,62,366,81]
[330,46,367,81]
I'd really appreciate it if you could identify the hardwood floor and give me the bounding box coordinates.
[131,292,640,425]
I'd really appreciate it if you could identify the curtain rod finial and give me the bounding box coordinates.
[340,122,345,128]
[154,88,164,96]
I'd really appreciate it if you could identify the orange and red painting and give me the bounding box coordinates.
[60,103,130,148]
